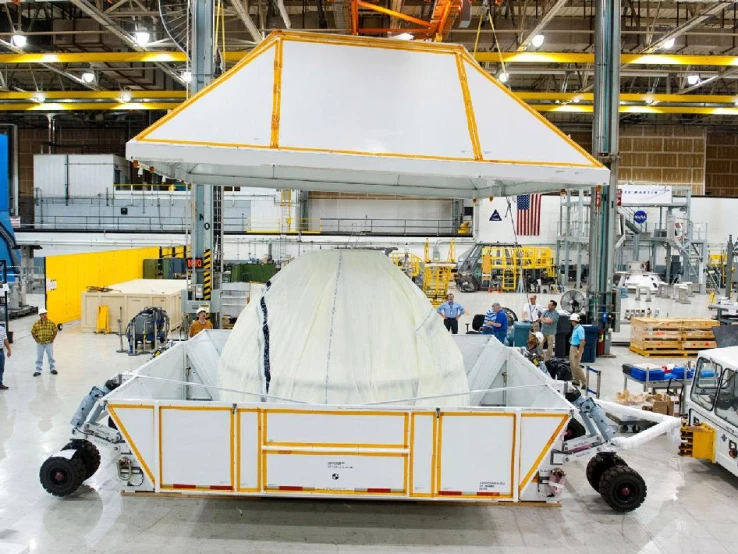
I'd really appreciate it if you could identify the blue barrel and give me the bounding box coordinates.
[512,322,532,347]
[581,324,599,363]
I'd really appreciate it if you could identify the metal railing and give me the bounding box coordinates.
[22,214,468,236]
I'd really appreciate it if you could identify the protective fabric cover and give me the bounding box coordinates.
[217,250,470,406]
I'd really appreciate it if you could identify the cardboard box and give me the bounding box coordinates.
[642,393,674,416]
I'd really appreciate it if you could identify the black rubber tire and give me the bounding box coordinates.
[39,454,86,497]
[598,465,647,512]
[63,439,101,480]
[564,419,586,441]
[586,453,627,492]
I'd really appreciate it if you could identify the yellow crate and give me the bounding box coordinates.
[679,424,715,461]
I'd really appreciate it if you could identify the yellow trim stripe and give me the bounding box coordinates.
[137,136,597,168]
[158,405,234,490]
[518,414,570,494]
[461,52,603,169]
[436,412,517,499]
[134,35,278,142]
[270,38,284,148]
[455,52,483,161]
[107,404,156,486]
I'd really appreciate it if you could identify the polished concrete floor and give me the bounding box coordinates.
[1,292,737,554]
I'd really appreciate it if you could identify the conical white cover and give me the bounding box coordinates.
[127,32,609,198]
[217,250,470,406]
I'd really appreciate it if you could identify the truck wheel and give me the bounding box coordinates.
[598,465,647,512]
[586,453,627,492]
[63,439,101,479]
[564,419,586,441]
[40,455,86,497]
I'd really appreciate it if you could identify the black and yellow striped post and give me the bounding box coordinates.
[203,248,212,300]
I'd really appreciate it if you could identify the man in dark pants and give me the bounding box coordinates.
[436,293,465,334]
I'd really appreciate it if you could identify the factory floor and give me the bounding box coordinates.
[1,292,737,554]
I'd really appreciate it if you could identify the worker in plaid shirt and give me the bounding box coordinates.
[32,308,58,376]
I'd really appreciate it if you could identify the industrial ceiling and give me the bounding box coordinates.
[2,0,738,126]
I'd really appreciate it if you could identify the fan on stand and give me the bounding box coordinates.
[560,290,586,318]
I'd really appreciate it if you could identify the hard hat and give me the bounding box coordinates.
[39,308,48,315]
[196,307,208,315]
[534,332,544,344]
[570,313,580,322]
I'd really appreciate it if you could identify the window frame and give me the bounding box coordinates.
[690,357,724,412]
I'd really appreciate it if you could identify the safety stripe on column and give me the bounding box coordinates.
[203,248,212,300]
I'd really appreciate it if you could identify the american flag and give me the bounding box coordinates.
[516,194,542,236]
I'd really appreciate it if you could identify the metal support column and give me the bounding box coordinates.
[190,0,220,311]
[588,0,621,355]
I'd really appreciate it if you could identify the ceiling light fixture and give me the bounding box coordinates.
[81,70,95,84]
[572,96,581,104]
[531,34,545,49]
[119,90,132,102]
[33,93,45,103]
[498,71,509,84]
[393,33,414,41]
[687,74,700,86]
[661,37,676,50]
[134,30,150,46]
[181,70,193,83]
[10,30,27,48]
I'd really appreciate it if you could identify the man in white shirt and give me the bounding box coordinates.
[0,324,13,390]
[522,295,543,332]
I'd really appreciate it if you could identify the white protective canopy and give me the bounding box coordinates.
[217,250,470,405]
[127,31,608,199]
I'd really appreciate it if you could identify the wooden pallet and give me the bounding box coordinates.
[681,330,716,340]
[682,340,717,349]
[631,317,719,330]
[629,345,700,358]
[631,340,682,349]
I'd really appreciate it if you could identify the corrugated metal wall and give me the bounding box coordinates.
[34,154,118,198]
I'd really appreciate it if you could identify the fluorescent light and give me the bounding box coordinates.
[498,71,509,83]
[661,37,676,50]
[134,30,150,46]
[531,34,545,48]
[687,74,700,85]
[181,70,192,83]
[119,90,132,102]
[393,33,414,41]
[33,93,45,103]
[81,71,95,83]
[11,33,27,48]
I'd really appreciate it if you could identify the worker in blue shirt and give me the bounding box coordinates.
[437,293,465,334]
[569,313,586,386]
[481,302,508,343]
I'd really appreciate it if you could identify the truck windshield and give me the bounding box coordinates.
[690,357,723,412]
[715,368,738,427]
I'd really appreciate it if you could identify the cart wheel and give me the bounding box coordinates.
[586,453,627,492]
[63,439,101,480]
[598,465,647,512]
[564,419,586,441]
[39,454,86,497]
